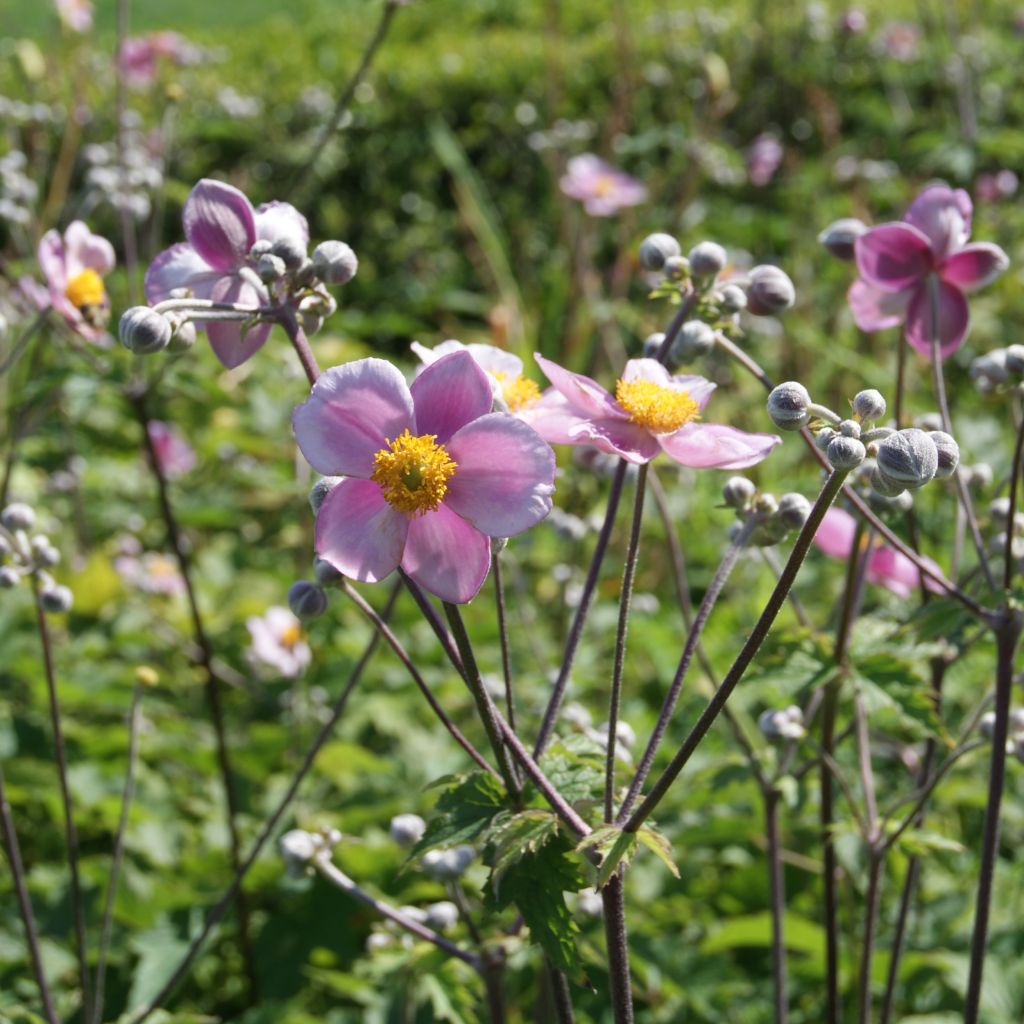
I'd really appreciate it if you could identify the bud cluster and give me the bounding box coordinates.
[722,476,812,547]
[988,496,1024,566]
[969,345,1024,394]
[278,826,342,876]
[978,709,1024,762]
[758,705,806,742]
[0,502,72,611]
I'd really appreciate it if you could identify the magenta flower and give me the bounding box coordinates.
[119,32,198,89]
[38,220,115,342]
[559,155,648,217]
[532,355,781,468]
[293,351,556,604]
[814,507,943,598]
[147,421,196,479]
[849,184,1009,360]
[747,133,783,187]
[247,606,311,678]
[975,170,1019,203]
[145,178,308,368]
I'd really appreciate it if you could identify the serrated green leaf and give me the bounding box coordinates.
[412,771,507,856]
[892,829,966,857]
[484,809,560,891]
[576,825,639,888]
[538,740,605,804]
[637,825,680,878]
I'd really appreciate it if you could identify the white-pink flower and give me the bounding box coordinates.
[559,155,648,217]
[114,539,185,597]
[37,221,115,342]
[118,32,199,89]
[247,607,311,678]
[147,421,196,479]
[55,0,92,32]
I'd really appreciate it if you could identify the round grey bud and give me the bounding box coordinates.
[287,580,328,621]
[312,240,359,285]
[421,845,475,880]
[269,235,306,270]
[33,539,60,567]
[754,492,778,516]
[1,502,35,531]
[970,349,1008,390]
[723,476,757,509]
[719,283,747,313]
[745,265,796,316]
[687,240,728,278]
[869,465,905,498]
[767,381,811,430]
[642,332,666,358]
[876,429,939,490]
[167,318,197,353]
[39,583,73,613]
[818,217,868,261]
[839,419,861,439]
[978,711,997,741]
[256,252,287,283]
[1006,345,1024,376]
[425,901,460,932]
[312,555,342,586]
[638,233,681,272]
[968,463,993,490]
[778,492,811,530]
[853,389,886,422]
[0,566,20,588]
[389,813,427,847]
[815,427,837,452]
[309,476,342,514]
[249,239,273,259]
[663,255,689,280]
[670,320,716,363]
[827,435,866,470]
[279,829,318,873]
[928,431,959,479]
[989,496,1012,527]
[119,307,171,354]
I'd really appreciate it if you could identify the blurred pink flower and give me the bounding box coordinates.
[532,355,780,469]
[839,8,867,33]
[293,351,556,603]
[848,183,1009,360]
[876,21,920,60]
[37,221,115,343]
[559,155,647,217]
[148,421,196,479]
[247,606,311,678]
[975,170,1019,203]
[118,32,199,89]
[55,0,92,32]
[814,507,943,598]
[747,134,783,187]
[114,539,185,596]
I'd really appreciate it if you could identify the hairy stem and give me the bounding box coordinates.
[602,872,635,1023]
[492,552,518,732]
[765,787,788,1024]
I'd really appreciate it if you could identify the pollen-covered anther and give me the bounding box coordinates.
[493,372,541,411]
[280,622,304,650]
[372,429,457,517]
[65,269,106,310]
[615,379,700,434]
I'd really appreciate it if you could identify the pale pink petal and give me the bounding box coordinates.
[293,357,414,478]
[206,276,272,369]
[444,413,555,536]
[669,374,717,410]
[847,279,910,332]
[63,221,115,277]
[38,230,67,291]
[316,478,408,584]
[144,242,219,303]
[855,223,933,292]
[658,422,780,470]
[254,201,309,249]
[939,243,1009,293]
[867,547,918,598]
[905,280,969,360]
[568,417,662,464]
[409,350,494,444]
[519,390,593,444]
[401,503,490,603]
[621,358,672,386]
[814,507,857,559]
[182,179,255,272]
[19,276,51,311]
[904,184,972,259]
[535,354,626,421]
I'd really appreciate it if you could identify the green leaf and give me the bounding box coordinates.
[700,912,825,962]
[484,809,560,891]
[412,771,507,856]
[538,739,605,805]
[637,825,680,879]
[576,825,639,888]
[892,829,966,857]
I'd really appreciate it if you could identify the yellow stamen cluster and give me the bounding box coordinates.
[615,378,700,434]
[372,429,457,517]
[279,623,304,650]
[493,371,541,411]
[65,269,106,310]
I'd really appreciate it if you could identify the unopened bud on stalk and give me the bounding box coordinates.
[687,240,728,278]
[421,845,475,880]
[767,382,811,430]
[312,240,359,285]
[642,332,666,358]
[827,435,866,470]
[818,218,867,261]
[852,389,886,422]
[119,306,172,354]
[312,555,342,585]
[426,901,460,932]
[309,477,342,513]
[722,476,756,509]
[270,235,306,270]
[39,583,73,613]
[167,317,197,353]
[758,706,805,741]
[279,829,318,873]
[1006,345,1024,376]
[0,566,20,588]
[745,265,795,315]
[249,239,273,259]
[967,463,993,490]
[256,252,287,282]
[778,492,811,529]
[719,283,747,312]
[839,419,861,439]
[875,429,939,490]
[970,350,1008,390]
[638,233,681,272]
[928,431,959,479]
[978,711,996,740]
[670,320,715,363]
[1,502,34,531]
[815,427,837,451]
[287,580,328,620]
[389,813,426,847]
[662,255,689,281]
[870,466,905,498]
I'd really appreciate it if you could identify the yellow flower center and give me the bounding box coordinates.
[371,429,457,518]
[594,175,616,196]
[148,556,177,578]
[65,269,106,310]
[493,371,541,411]
[615,378,701,434]
[280,623,304,649]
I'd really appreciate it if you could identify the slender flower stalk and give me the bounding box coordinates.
[602,872,635,1023]
[854,691,881,1024]
[547,961,577,1024]
[279,307,321,387]
[492,552,517,732]
[1003,413,1024,591]
[764,788,788,1024]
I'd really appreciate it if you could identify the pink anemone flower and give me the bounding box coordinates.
[55,0,93,32]
[292,350,556,604]
[814,507,944,598]
[147,421,196,479]
[849,184,1009,360]
[559,155,648,217]
[38,221,115,342]
[119,32,198,89]
[247,606,311,678]
[532,354,781,469]
[145,178,308,369]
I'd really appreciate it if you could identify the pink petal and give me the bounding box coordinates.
[939,242,1009,294]
[621,360,718,411]
[519,390,589,444]
[316,478,408,584]
[904,184,972,259]
[255,201,309,249]
[535,354,625,421]
[206,276,272,369]
[293,357,414,478]
[855,223,933,292]
[144,242,219,303]
[658,423,781,470]
[905,280,969,360]
[182,179,255,272]
[814,507,857,559]
[444,413,555,537]
[401,503,490,603]
[866,547,917,598]
[847,279,910,332]
[409,350,494,444]
[63,221,115,277]
[38,229,67,292]
[567,417,662,464]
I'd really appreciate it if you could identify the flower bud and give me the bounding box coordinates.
[256,252,287,282]
[1006,345,1024,376]
[0,566,20,588]
[421,844,475,880]
[723,476,756,509]
[33,541,60,567]
[970,349,1008,391]
[967,463,993,490]
[719,283,747,313]
[778,492,811,530]
[312,555,342,586]
[312,240,359,285]
[687,240,728,278]
[638,233,681,272]
[389,813,427,847]
[642,332,666,358]
[249,239,273,259]
[979,711,996,740]
[119,306,172,354]
[928,431,959,479]
[39,583,73,613]
[754,492,778,516]
[287,580,328,620]
[425,901,460,932]
[990,496,1012,527]
[815,427,837,451]
[839,418,861,439]
[875,429,938,490]
[745,265,796,315]
[662,255,689,280]
[279,829,318,872]
[309,476,342,514]
[818,217,868,261]
[1,502,35,531]
[767,382,811,430]
[758,707,805,742]
[670,320,715,363]
[827,435,866,470]
[870,465,905,498]
[852,389,886,422]
[167,317,197,353]
[270,235,306,270]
